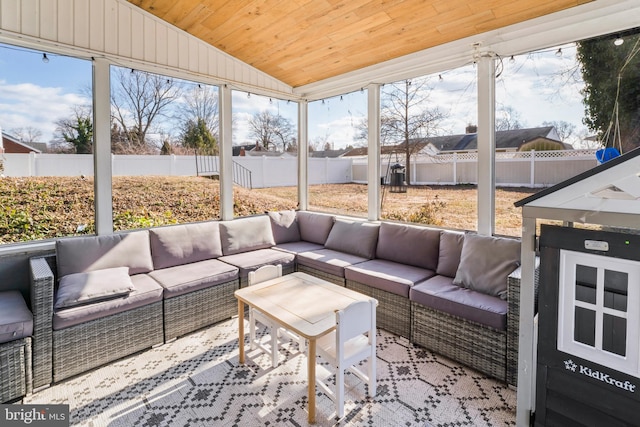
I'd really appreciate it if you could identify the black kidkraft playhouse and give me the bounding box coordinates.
[515,147,640,426]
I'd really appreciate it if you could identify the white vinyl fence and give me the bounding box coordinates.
[353,149,599,188]
[1,150,598,188]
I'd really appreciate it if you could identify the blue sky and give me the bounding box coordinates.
[0,42,589,149]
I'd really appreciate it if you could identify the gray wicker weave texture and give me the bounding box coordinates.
[346,280,411,338]
[411,302,507,381]
[164,279,239,341]
[29,257,54,389]
[0,337,31,403]
[53,301,164,382]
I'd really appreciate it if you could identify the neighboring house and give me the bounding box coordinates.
[309,149,351,158]
[343,126,572,156]
[1,132,44,154]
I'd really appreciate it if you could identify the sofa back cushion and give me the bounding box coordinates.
[376,222,440,270]
[220,215,276,255]
[436,230,465,277]
[267,210,301,244]
[324,219,380,259]
[150,222,222,270]
[453,233,521,299]
[297,211,335,245]
[56,230,153,277]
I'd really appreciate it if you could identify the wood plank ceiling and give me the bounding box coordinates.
[128,0,592,88]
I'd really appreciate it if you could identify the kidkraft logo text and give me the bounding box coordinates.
[564,359,636,393]
[1,405,69,426]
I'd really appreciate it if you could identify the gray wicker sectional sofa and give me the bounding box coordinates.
[26,210,530,391]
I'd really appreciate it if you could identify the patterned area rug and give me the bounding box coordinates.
[25,318,516,426]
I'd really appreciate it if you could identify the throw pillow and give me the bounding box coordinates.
[453,233,521,299]
[55,267,134,309]
[267,210,301,244]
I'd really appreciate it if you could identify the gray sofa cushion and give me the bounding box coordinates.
[149,259,239,299]
[218,248,295,280]
[436,230,465,277]
[150,222,222,270]
[55,267,135,309]
[345,259,436,298]
[52,274,164,330]
[324,219,379,259]
[410,275,508,331]
[375,222,440,270]
[56,230,153,277]
[220,216,276,255]
[0,290,33,343]
[272,241,324,254]
[453,233,521,299]
[296,248,368,278]
[297,211,334,245]
[267,210,301,244]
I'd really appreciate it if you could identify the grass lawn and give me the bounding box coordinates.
[0,176,537,243]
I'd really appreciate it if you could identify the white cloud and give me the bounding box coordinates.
[0,81,89,143]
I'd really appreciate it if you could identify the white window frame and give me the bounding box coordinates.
[558,249,640,376]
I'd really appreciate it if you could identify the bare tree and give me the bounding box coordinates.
[178,85,219,141]
[495,105,525,131]
[248,111,294,152]
[381,78,447,184]
[10,126,42,142]
[111,68,182,154]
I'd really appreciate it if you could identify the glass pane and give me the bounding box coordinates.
[575,265,597,304]
[0,44,94,244]
[307,91,367,218]
[574,306,596,347]
[604,270,628,311]
[603,313,627,357]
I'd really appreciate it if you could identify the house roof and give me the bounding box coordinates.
[1,132,43,154]
[343,126,561,156]
[128,0,591,89]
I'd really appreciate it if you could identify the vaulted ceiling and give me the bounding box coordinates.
[127,0,592,88]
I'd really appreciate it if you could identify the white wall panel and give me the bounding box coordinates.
[74,0,89,48]
[0,1,21,34]
[177,34,188,69]
[20,1,38,37]
[39,0,56,40]
[188,37,198,71]
[57,0,74,45]
[89,0,105,52]
[143,15,155,63]
[103,0,118,54]
[117,2,131,58]
[166,27,178,68]
[198,42,207,75]
[130,9,143,59]
[155,23,167,65]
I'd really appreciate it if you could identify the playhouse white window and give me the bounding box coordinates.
[558,249,640,376]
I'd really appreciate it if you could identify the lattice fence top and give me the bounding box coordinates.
[416,149,598,162]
